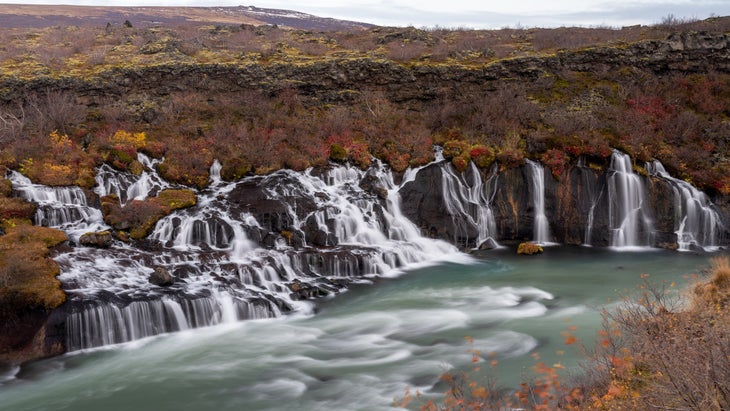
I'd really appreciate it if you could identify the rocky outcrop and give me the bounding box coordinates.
[1,32,727,105]
[79,231,113,248]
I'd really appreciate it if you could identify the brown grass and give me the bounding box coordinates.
[0,225,67,309]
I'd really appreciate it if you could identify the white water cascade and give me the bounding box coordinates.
[9,156,463,351]
[525,159,551,245]
[607,150,653,248]
[439,161,498,249]
[6,171,107,241]
[647,160,725,251]
[95,153,170,204]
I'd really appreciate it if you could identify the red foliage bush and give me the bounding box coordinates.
[541,149,569,179]
[469,144,495,168]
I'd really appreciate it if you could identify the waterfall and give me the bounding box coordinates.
[94,153,170,204]
[7,170,106,240]
[647,160,725,251]
[16,156,463,351]
[525,160,551,245]
[439,161,498,249]
[607,150,653,248]
[576,156,604,247]
[65,294,275,350]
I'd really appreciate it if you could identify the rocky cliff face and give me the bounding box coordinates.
[400,157,729,250]
[1,32,728,104]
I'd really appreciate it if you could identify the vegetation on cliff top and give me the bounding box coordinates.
[0,16,729,194]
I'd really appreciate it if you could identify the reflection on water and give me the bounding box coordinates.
[0,247,717,411]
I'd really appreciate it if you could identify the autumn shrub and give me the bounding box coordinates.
[496,148,525,170]
[0,225,67,309]
[450,156,469,173]
[442,139,470,159]
[157,137,214,188]
[541,149,569,179]
[0,178,10,197]
[219,157,252,181]
[397,335,584,411]
[154,189,197,211]
[0,197,35,221]
[469,145,494,169]
[576,266,730,411]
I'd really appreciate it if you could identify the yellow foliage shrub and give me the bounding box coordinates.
[110,129,147,149]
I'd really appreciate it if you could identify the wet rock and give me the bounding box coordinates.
[477,238,499,250]
[79,231,113,248]
[658,242,679,251]
[288,279,329,300]
[114,231,130,242]
[149,267,174,287]
[359,173,388,200]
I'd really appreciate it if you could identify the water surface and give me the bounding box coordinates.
[0,247,715,411]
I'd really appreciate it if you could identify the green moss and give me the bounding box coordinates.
[329,143,348,162]
[220,158,252,181]
[153,189,197,211]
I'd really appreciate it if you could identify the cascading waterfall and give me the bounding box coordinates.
[7,170,106,241]
[10,155,462,351]
[12,147,727,353]
[439,161,498,249]
[647,160,725,250]
[95,153,170,204]
[607,150,653,248]
[525,159,551,244]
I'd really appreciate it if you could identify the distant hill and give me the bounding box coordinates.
[0,4,375,30]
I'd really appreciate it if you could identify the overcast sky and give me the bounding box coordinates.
[4,0,730,28]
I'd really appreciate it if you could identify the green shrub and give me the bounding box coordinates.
[329,143,348,162]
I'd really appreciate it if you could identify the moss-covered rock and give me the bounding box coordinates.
[79,230,113,248]
[0,197,35,221]
[517,242,544,255]
[329,143,348,162]
[101,189,197,240]
[153,189,197,210]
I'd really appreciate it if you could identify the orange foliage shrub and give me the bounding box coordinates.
[0,225,67,309]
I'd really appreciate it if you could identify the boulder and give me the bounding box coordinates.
[149,267,174,287]
[79,231,113,248]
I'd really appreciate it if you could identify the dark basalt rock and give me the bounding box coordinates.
[79,231,113,248]
[149,267,174,287]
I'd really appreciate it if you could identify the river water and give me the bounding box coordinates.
[0,247,715,411]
